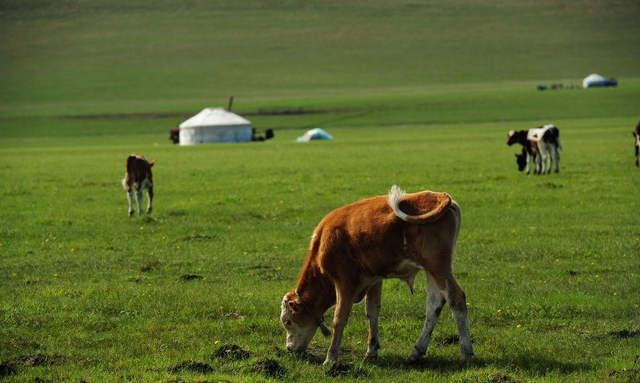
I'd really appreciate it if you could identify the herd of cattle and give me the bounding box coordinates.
[119,120,639,365]
[507,124,562,175]
[507,120,640,174]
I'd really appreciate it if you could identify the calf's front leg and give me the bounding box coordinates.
[324,286,355,365]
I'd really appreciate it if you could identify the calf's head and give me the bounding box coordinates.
[515,149,528,171]
[280,292,321,352]
[506,130,515,145]
[506,130,526,146]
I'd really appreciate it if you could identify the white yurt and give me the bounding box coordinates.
[582,73,605,88]
[582,73,617,88]
[179,108,253,145]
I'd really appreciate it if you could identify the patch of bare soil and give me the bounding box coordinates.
[225,312,245,320]
[486,373,519,383]
[140,261,160,272]
[608,368,640,383]
[440,334,460,345]
[0,361,17,377]
[21,353,65,366]
[56,108,325,121]
[0,353,65,378]
[610,329,640,339]
[252,359,285,378]
[180,274,204,281]
[168,361,215,374]
[58,112,193,120]
[326,362,365,378]
[213,344,250,361]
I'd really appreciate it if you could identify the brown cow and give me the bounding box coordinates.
[121,154,154,216]
[280,185,473,365]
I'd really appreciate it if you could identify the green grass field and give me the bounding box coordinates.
[1,1,640,382]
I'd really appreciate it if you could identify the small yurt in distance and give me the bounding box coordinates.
[179,108,253,145]
[582,73,617,88]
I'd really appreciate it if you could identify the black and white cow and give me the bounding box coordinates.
[507,130,534,174]
[508,125,562,174]
[633,121,640,167]
[121,154,154,216]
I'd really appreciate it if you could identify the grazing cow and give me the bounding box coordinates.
[280,186,473,366]
[515,147,529,172]
[633,121,640,167]
[507,125,562,174]
[121,154,154,216]
[507,130,534,174]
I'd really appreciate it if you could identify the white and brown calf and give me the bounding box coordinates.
[528,125,562,174]
[633,121,640,167]
[121,154,154,216]
[280,186,473,366]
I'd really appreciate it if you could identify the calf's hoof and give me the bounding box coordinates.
[323,358,336,366]
[364,350,378,359]
[460,352,474,367]
[146,208,152,214]
[128,211,134,217]
[405,349,424,364]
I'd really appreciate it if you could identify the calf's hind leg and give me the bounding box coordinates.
[407,274,446,363]
[365,281,383,359]
[136,188,144,216]
[146,186,153,214]
[407,274,473,365]
[126,187,134,217]
[445,276,474,365]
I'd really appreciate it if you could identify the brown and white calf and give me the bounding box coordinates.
[280,186,473,365]
[121,154,154,216]
[633,121,640,167]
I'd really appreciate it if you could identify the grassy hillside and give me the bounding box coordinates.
[1,0,640,116]
[1,117,639,382]
[1,1,639,382]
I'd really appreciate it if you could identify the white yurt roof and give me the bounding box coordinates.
[179,108,251,129]
[582,73,605,88]
[178,108,253,145]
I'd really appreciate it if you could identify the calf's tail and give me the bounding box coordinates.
[555,129,563,151]
[388,185,452,224]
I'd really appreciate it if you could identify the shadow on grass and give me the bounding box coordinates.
[365,351,590,375]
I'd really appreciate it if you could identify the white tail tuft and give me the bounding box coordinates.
[388,185,410,222]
